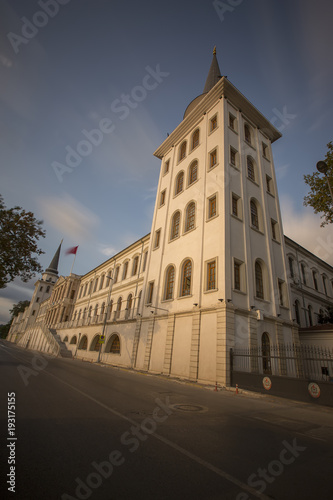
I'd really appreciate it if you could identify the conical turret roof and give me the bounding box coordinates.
[44,241,62,276]
[203,46,221,93]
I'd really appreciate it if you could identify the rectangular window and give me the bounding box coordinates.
[262,142,269,159]
[164,160,170,175]
[266,175,272,193]
[271,219,277,240]
[210,149,217,168]
[230,147,237,166]
[229,113,236,130]
[207,261,216,290]
[160,190,166,207]
[208,195,217,219]
[278,280,284,306]
[154,229,161,249]
[232,194,239,217]
[210,115,217,131]
[234,262,241,291]
[147,282,154,304]
[312,271,318,290]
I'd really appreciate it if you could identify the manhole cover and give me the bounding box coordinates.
[172,404,206,412]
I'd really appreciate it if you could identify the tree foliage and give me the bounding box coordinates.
[9,300,30,318]
[0,322,11,339]
[303,141,333,227]
[317,306,333,325]
[0,195,46,289]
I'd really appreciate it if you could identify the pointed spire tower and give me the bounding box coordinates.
[43,240,62,280]
[203,46,221,93]
[183,46,222,119]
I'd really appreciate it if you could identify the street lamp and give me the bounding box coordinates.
[316,161,333,200]
[96,264,116,363]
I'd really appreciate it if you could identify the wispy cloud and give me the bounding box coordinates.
[281,195,333,265]
[98,244,118,258]
[38,194,100,243]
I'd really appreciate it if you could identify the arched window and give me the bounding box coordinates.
[94,304,99,318]
[255,261,264,299]
[288,257,294,278]
[295,300,301,325]
[100,302,105,317]
[83,307,87,318]
[79,335,88,350]
[175,171,184,195]
[88,305,92,318]
[308,305,313,327]
[93,277,98,293]
[301,264,307,285]
[116,297,122,319]
[113,267,120,284]
[181,260,192,297]
[247,157,255,181]
[88,281,93,295]
[188,161,198,185]
[165,266,175,300]
[99,274,105,290]
[63,336,68,342]
[77,309,82,320]
[83,283,88,296]
[185,202,195,232]
[137,290,142,312]
[262,333,271,374]
[250,200,259,229]
[323,275,328,295]
[126,294,133,319]
[90,335,100,352]
[107,300,113,320]
[170,211,180,240]
[244,124,251,144]
[70,335,77,345]
[191,129,199,150]
[108,334,120,354]
[179,141,187,161]
[122,262,128,280]
[127,294,133,310]
[132,256,139,276]
[142,252,148,272]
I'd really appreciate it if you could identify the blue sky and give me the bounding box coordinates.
[1,0,333,323]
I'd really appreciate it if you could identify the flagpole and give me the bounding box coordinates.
[70,252,77,275]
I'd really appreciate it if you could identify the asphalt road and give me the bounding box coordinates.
[1,339,332,500]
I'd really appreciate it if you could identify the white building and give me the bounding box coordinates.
[8,49,333,385]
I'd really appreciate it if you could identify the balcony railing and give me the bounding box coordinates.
[52,308,140,329]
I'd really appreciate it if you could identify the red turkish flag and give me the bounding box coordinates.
[65,246,78,256]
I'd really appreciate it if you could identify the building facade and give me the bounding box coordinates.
[8,49,333,385]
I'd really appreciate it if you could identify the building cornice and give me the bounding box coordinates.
[153,77,282,159]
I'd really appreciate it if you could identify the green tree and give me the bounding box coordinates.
[303,141,333,227]
[0,195,45,289]
[9,300,30,318]
[0,322,11,339]
[317,306,333,325]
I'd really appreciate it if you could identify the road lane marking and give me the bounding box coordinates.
[39,368,270,499]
